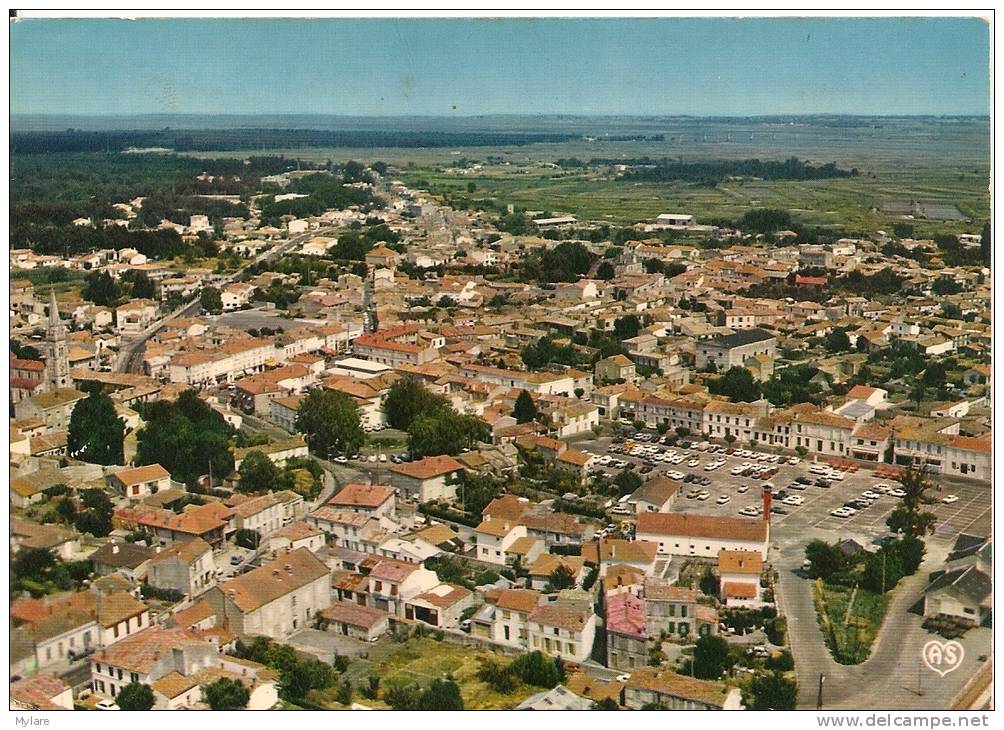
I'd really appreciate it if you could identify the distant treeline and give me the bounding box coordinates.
[11,128,579,153]
[583,134,666,142]
[555,156,858,185]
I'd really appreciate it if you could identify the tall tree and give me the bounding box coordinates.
[383,377,448,430]
[295,389,365,457]
[613,315,641,340]
[127,270,156,299]
[513,389,539,424]
[74,488,114,537]
[886,465,937,538]
[67,388,125,465]
[408,409,488,457]
[135,389,234,486]
[690,634,733,680]
[416,678,464,710]
[545,564,577,592]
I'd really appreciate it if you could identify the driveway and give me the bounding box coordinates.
[776,538,990,709]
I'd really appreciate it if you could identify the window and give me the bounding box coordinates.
[131,673,139,683]
[680,605,688,618]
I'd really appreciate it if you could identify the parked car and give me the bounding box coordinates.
[737,484,750,494]
[716,495,731,505]
[95,700,120,711]
[942,494,959,504]
[890,488,907,498]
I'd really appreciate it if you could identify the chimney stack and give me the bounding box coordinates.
[112,544,120,555]
[762,485,773,525]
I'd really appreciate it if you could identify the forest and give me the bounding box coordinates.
[11,128,579,154]
[553,156,857,185]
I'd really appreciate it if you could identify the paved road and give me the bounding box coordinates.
[776,537,990,710]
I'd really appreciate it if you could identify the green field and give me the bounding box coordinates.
[183,117,988,234]
[310,636,539,710]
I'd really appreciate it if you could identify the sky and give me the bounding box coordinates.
[10,17,991,117]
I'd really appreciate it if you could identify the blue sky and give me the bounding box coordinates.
[10,17,990,116]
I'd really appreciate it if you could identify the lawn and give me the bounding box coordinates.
[813,580,890,665]
[309,636,539,710]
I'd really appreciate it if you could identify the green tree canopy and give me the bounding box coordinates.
[135,390,234,486]
[116,682,155,710]
[513,389,539,424]
[596,261,615,280]
[68,389,125,465]
[613,315,641,341]
[545,564,577,592]
[295,389,366,457]
[540,241,595,282]
[383,377,449,430]
[708,366,762,403]
[690,635,733,680]
[237,450,282,494]
[75,488,114,537]
[82,270,122,307]
[200,286,223,314]
[749,671,797,710]
[416,678,464,710]
[803,539,847,581]
[408,409,488,458]
[202,677,250,710]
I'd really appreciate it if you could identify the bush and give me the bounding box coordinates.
[477,659,518,694]
[510,651,565,689]
[140,583,185,602]
[768,649,795,672]
[765,616,787,646]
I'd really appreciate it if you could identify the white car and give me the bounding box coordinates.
[788,456,801,465]
[861,490,880,500]
[830,508,853,518]
[703,462,718,471]
[667,470,685,481]
[616,673,632,683]
[717,495,731,505]
[598,455,612,466]
[334,456,348,464]
[697,491,711,501]
[730,465,747,476]
[737,484,750,494]
[738,506,761,517]
[942,494,959,504]
[890,488,907,498]
[809,464,828,475]
[367,454,378,463]
[872,483,891,494]
[95,700,120,711]
[782,495,805,506]
[687,458,699,468]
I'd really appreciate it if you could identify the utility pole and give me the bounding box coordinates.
[816,673,825,710]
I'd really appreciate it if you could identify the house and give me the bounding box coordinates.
[267,521,326,553]
[405,583,475,628]
[605,592,649,670]
[630,476,679,514]
[108,464,172,500]
[694,328,776,380]
[9,674,74,710]
[584,539,659,579]
[470,588,542,647]
[327,483,396,518]
[366,558,440,618]
[115,299,158,335]
[643,581,717,641]
[91,541,156,581]
[88,627,215,705]
[526,603,597,662]
[115,503,231,550]
[146,538,217,598]
[623,667,743,710]
[515,685,594,711]
[636,512,770,559]
[527,553,587,591]
[595,354,637,384]
[14,388,87,430]
[203,548,331,638]
[387,455,465,502]
[718,550,764,606]
[320,601,390,642]
[10,518,81,560]
[10,468,68,509]
[230,490,302,538]
[475,519,528,566]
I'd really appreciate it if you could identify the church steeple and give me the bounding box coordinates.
[46,287,70,389]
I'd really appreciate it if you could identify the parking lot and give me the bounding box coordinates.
[577,432,991,544]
